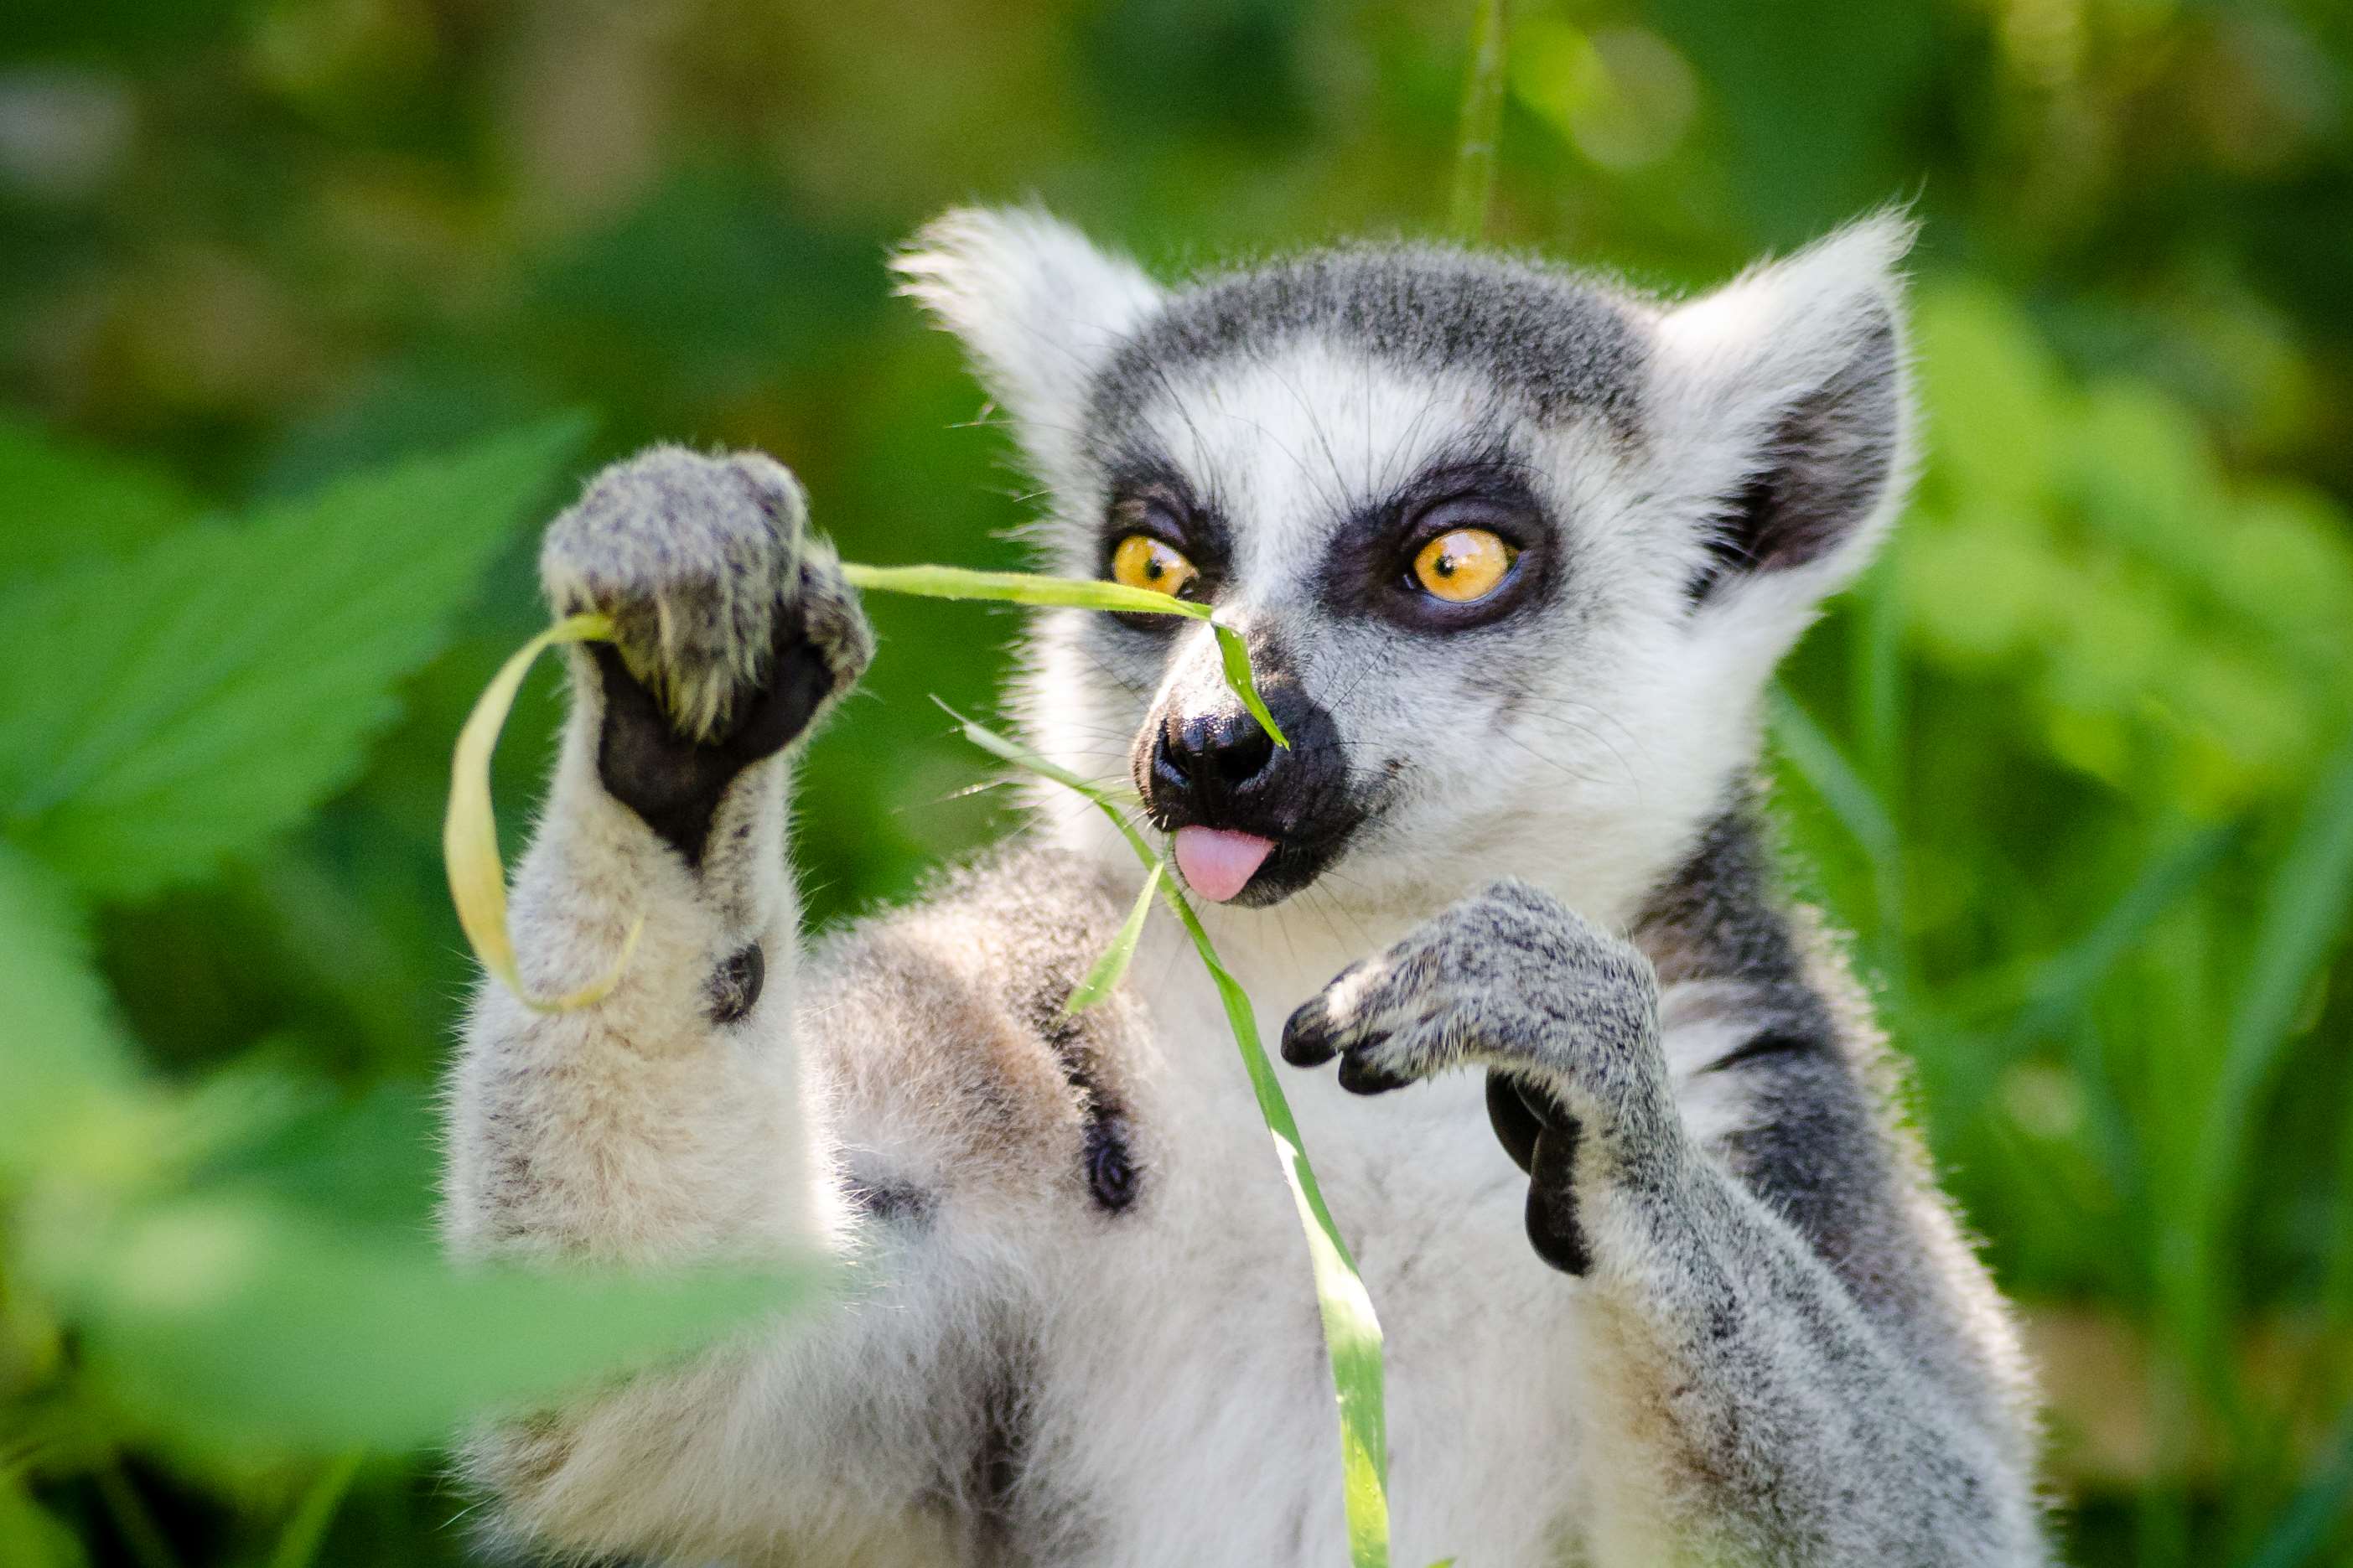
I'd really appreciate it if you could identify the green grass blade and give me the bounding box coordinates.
[1065,860,1162,1014]
[2008,822,2238,1043]
[2195,728,2353,1239]
[1156,885,1389,1568]
[941,706,1390,1567]
[935,696,1143,805]
[266,1450,365,1568]
[1214,617,1290,748]
[841,561,1214,620]
[847,562,1285,750]
[1770,685,1899,870]
[1445,0,1508,244]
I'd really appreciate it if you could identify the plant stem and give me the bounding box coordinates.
[1446,0,1509,244]
[267,1451,365,1568]
[92,1460,179,1568]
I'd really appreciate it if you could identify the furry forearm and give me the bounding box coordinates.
[1571,1144,2044,1566]
[442,701,823,1264]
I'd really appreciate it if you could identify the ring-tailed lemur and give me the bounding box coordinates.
[443,208,2045,1566]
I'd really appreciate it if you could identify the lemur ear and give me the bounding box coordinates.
[1654,212,1916,613]
[894,207,1164,486]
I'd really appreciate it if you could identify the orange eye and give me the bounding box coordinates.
[1411,528,1516,603]
[1111,535,1201,598]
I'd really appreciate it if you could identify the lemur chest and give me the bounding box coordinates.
[1020,980,1591,1568]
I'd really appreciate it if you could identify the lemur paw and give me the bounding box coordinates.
[1281,880,1671,1274]
[542,446,872,743]
[539,446,873,862]
[1280,879,1656,1084]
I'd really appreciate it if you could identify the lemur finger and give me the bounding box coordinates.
[1525,1119,1593,1276]
[1335,1043,1416,1095]
[540,446,815,743]
[1279,958,1372,1067]
[1485,1071,1541,1175]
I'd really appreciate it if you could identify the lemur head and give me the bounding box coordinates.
[896,209,1913,923]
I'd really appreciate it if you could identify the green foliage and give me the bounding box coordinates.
[1903,286,2353,814]
[0,842,148,1180]
[0,423,824,1565]
[43,1197,821,1452]
[0,417,588,900]
[1064,860,1162,1015]
[2,0,2350,1560]
[0,415,191,579]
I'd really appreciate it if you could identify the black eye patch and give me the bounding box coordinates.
[1096,459,1234,631]
[1317,457,1558,633]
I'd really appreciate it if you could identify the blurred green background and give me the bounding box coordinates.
[2,0,2350,1563]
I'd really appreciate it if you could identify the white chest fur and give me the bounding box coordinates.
[1018,919,1593,1567]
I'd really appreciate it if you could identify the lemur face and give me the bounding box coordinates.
[898,213,1914,918]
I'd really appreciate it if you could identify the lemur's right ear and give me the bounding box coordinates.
[1651,213,1916,624]
[894,207,1164,486]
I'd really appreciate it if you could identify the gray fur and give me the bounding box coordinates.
[445,210,2044,1567]
[1284,825,2041,1562]
[1090,244,1650,438]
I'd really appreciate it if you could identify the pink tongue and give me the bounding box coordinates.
[1173,826,1277,903]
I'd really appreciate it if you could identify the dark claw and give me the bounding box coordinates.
[1335,1050,1413,1095]
[1525,1119,1592,1276]
[1485,1071,1542,1176]
[1280,999,1339,1067]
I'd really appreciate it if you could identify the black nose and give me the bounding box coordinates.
[1154,709,1278,800]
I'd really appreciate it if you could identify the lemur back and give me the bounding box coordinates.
[443,210,2045,1566]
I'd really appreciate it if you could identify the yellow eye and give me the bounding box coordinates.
[1412,528,1516,603]
[1111,534,1200,598]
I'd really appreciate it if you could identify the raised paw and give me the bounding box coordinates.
[1282,879,1668,1276]
[542,445,872,742]
[540,446,873,862]
[1280,879,1670,1128]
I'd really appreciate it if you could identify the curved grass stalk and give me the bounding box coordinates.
[946,705,1392,1568]
[443,611,642,1012]
[841,562,1287,748]
[1446,0,1509,245]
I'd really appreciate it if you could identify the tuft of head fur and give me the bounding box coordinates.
[900,207,1916,926]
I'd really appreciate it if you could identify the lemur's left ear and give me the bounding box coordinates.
[894,207,1165,488]
[1653,212,1916,613]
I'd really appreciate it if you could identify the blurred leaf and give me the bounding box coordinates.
[188,1079,441,1235]
[1064,859,1160,1013]
[1446,0,1506,242]
[2072,381,2226,577]
[2196,728,2353,1224]
[1643,0,1932,243]
[0,413,194,579]
[1914,284,2064,514]
[0,1471,87,1568]
[265,1450,365,1568]
[0,417,588,901]
[38,1197,827,1452]
[0,840,151,1178]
